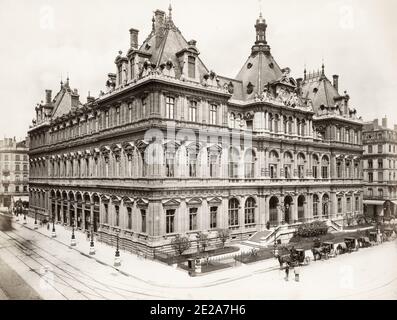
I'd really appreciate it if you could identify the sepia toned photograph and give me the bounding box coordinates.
[0,0,396,307]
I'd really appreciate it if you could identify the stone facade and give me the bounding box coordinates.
[28,7,364,255]
[363,117,397,220]
[0,138,29,209]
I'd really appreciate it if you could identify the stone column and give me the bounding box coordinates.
[258,194,266,230]
[278,195,284,224]
[292,195,298,223]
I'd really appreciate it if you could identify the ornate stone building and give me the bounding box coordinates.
[28,7,364,254]
[362,117,397,220]
[0,138,29,209]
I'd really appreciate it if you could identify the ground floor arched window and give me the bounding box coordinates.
[244,197,255,224]
[228,198,239,227]
[269,196,279,225]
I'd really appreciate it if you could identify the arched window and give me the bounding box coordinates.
[274,115,280,133]
[321,156,329,179]
[313,194,319,218]
[301,120,306,136]
[269,150,279,179]
[298,195,305,222]
[284,152,293,179]
[244,197,256,225]
[336,127,341,141]
[283,116,288,134]
[228,148,240,178]
[297,153,305,178]
[288,116,293,134]
[187,144,199,177]
[312,154,319,179]
[230,113,236,128]
[228,198,239,227]
[269,196,279,225]
[268,113,273,132]
[322,194,329,218]
[244,150,256,178]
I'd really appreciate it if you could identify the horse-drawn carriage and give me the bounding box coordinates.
[344,237,359,252]
[311,241,331,261]
[357,236,371,248]
[290,248,311,266]
[276,247,310,268]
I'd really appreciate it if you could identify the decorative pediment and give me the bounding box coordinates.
[208,197,222,205]
[122,196,134,206]
[162,199,181,208]
[111,195,122,204]
[111,143,122,154]
[122,142,136,154]
[136,198,149,208]
[164,140,181,153]
[186,198,202,207]
[207,143,222,154]
[100,194,110,203]
[135,139,149,153]
[100,145,111,155]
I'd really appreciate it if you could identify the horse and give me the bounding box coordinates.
[277,254,292,268]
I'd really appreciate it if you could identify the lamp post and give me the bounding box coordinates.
[114,233,121,267]
[51,217,56,238]
[89,226,95,255]
[34,210,38,230]
[70,220,76,246]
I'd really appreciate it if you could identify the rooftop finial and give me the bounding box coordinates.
[168,3,172,21]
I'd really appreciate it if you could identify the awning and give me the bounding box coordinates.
[364,200,385,205]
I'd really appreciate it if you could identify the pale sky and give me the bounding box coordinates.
[1,0,396,140]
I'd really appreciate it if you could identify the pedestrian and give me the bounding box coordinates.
[294,264,300,282]
[86,230,90,241]
[47,222,49,230]
[285,263,290,281]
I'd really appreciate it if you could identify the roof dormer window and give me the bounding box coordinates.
[188,56,196,78]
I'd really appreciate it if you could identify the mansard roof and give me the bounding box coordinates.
[51,79,83,119]
[138,9,209,79]
[301,69,342,113]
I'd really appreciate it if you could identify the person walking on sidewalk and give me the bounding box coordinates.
[285,263,290,281]
[86,230,90,241]
[294,264,300,282]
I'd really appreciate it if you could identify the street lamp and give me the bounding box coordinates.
[51,217,56,238]
[70,220,76,246]
[114,233,121,267]
[34,210,38,230]
[89,226,95,255]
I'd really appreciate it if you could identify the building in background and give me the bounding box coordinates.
[0,137,29,210]
[28,7,364,255]
[362,117,397,220]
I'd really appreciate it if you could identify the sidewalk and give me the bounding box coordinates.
[12,216,280,288]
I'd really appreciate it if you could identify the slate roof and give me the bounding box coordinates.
[301,71,341,113]
[138,14,208,79]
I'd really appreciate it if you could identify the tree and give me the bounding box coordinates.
[197,232,210,253]
[217,228,231,248]
[171,235,191,256]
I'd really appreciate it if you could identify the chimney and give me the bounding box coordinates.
[382,117,388,128]
[45,90,52,104]
[129,28,139,49]
[373,119,379,129]
[154,10,166,32]
[332,75,339,91]
[87,93,95,104]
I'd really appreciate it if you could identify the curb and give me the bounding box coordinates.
[14,219,283,288]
